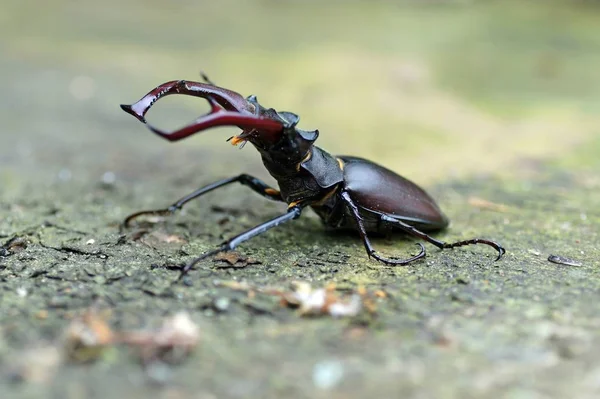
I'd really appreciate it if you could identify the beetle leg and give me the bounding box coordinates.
[380,215,506,261]
[122,174,283,228]
[340,191,426,266]
[179,205,304,278]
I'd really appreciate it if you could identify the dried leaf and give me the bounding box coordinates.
[119,312,200,364]
[214,252,261,268]
[1,236,28,255]
[216,280,378,318]
[61,308,200,368]
[281,281,365,318]
[8,346,61,384]
[64,309,114,362]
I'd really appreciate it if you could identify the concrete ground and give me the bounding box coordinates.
[1,1,599,398]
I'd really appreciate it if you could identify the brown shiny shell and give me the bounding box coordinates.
[340,156,449,231]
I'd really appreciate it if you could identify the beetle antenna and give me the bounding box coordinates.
[200,71,216,86]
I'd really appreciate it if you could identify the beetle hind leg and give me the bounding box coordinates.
[340,191,426,266]
[380,215,505,261]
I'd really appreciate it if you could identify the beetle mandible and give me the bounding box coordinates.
[120,76,505,277]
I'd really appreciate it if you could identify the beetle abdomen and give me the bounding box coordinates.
[339,156,449,231]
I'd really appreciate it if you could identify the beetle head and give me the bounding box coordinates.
[232,102,318,162]
[231,103,319,158]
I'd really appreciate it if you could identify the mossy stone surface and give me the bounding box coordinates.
[1,1,599,397]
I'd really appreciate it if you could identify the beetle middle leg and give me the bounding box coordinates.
[122,174,282,228]
[179,204,304,278]
[340,191,426,265]
[380,214,506,261]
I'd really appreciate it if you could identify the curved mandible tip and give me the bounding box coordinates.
[120,103,145,123]
[120,80,256,123]
[120,79,286,143]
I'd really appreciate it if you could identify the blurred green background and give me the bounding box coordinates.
[2,0,599,191]
[1,1,600,397]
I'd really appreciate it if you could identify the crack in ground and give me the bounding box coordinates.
[38,242,109,259]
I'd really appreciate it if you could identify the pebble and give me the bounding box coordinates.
[548,254,582,267]
[101,171,116,185]
[312,359,344,390]
[213,297,230,312]
[145,361,172,385]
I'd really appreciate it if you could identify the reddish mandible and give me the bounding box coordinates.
[120,76,505,277]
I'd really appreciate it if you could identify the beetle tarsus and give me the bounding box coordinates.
[380,214,505,261]
[442,239,506,261]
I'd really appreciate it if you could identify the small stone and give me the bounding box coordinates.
[548,254,582,267]
[313,359,344,390]
[58,168,72,181]
[145,361,172,385]
[213,297,230,312]
[455,277,470,285]
[101,171,116,185]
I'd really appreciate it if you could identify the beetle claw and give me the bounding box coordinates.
[495,245,506,261]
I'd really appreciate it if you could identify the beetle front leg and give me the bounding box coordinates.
[340,191,426,266]
[122,174,282,228]
[179,204,303,278]
[380,215,506,261]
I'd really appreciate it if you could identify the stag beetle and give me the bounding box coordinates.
[120,76,505,277]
